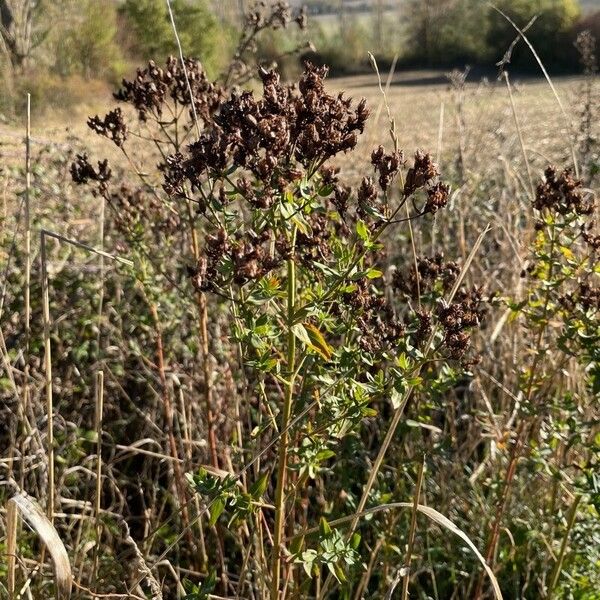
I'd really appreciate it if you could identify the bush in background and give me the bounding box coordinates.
[54,0,125,82]
[488,0,581,70]
[404,0,491,66]
[121,0,231,76]
[401,0,584,69]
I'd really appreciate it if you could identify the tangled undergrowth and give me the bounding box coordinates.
[0,4,599,600]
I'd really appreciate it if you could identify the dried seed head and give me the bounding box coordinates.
[425,182,450,214]
[70,154,112,196]
[88,108,127,147]
[534,166,594,216]
[404,151,438,197]
[371,145,404,191]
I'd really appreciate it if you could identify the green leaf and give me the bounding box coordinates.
[319,517,332,537]
[249,472,269,500]
[390,388,404,409]
[318,447,337,459]
[209,496,225,526]
[305,323,333,360]
[290,535,304,555]
[356,219,369,241]
[291,323,312,346]
[365,267,383,279]
[333,563,347,583]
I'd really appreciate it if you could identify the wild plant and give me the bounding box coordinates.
[474,166,599,598]
[71,46,492,597]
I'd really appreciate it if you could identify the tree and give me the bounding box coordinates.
[122,0,226,75]
[54,0,123,80]
[404,0,490,65]
[0,0,42,70]
[488,0,581,70]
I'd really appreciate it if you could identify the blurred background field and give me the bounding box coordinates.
[0,0,599,116]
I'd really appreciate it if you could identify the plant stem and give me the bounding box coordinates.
[475,219,557,599]
[271,226,297,600]
[401,457,425,600]
[40,231,54,523]
[547,494,582,600]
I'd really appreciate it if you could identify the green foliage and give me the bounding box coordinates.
[293,519,361,583]
[403,0,583,68]
[54,0,124,81]
[319,19,372,73]
[183,571,217,599]
[489,0,582,69]
[122,0,230,75]
[404,0,491,66]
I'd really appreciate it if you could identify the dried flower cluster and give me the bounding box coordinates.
[245,0,306,31]
[115,57,224,123]
[578,281,600,311]
[582,221,600,250]
[371,145,403,191]
[88,108,128,147]
[534,166,594,215]
[437,287,484,359]
[191,228,280,291]
[393,253,460,298]
[404,151,438,197]
[70,153,112,195]
[163,63,369,203]
[226,0,309,87]
[342,278,404,354]
[108,184,180,241]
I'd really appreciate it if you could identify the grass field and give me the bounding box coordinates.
[0,70,582,180]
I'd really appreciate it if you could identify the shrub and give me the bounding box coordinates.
[307,19,374,75]
[402,0,583,69]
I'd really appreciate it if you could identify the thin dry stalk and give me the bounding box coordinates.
[178,385,208,568]
[400,457,425,600]
[503,72,534,200]
[40,231,54,521]
[40,229,133,522]
[7,492,72,600]
[22,92,31,445]
[40,229,133,267]
[368,52,399,148]
[92,370,104,599]
[490,3,579,177]
[148,302,193,542]
[166,0,219,469]
[431,101,445,254]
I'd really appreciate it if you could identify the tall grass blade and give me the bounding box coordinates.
[7,492,72,600]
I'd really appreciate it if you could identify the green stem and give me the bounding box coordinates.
[547,494,582,600]
[271,226,298,600]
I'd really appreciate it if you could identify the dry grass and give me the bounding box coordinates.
[0,65,597,599]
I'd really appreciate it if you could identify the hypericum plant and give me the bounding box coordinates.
[73,40,485,600]
[475,166,599,598]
